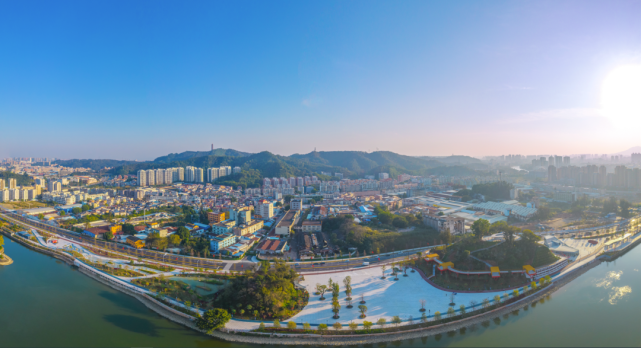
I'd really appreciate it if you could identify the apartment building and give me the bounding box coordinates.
[290,198,303,210]
[138,170,147,186]
[257,200,273,219]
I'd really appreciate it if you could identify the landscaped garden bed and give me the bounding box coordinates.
[133,276,219,311]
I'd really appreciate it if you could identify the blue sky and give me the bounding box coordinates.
[1,0,640,160]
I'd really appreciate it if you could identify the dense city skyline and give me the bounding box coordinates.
[1,0,640,160]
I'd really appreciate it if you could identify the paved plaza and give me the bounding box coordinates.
[289,267,504,325]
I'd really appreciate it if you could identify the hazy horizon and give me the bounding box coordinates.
[1,0,640,160]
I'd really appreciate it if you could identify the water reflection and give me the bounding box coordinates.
[608,286,632,304]
[595,270,632,304]
[103,315,159,336]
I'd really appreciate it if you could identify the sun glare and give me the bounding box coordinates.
[602,65,641,126]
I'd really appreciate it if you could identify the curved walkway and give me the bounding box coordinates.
[0,253,13,265]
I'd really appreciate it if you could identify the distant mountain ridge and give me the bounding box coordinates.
[153,149,252,163]
[612,146,641,156]
[58,149,492,188]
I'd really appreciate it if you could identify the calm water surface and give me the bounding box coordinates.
[1,238,640,347]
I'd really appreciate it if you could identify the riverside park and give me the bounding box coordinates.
[2,209,640,346]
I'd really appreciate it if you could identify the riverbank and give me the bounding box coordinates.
[211,258,603,346]
[0,219,622,346]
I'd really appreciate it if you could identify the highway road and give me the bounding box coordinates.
[0,211,257,272]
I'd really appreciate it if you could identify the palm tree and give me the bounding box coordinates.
[434,311,442,322]
[358,304,368,318]
[316,284,328,300]
[381,265,387,279]
[332,300,341,319]
[377,318,386,328]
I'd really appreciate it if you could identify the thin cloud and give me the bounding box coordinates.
[498,108,605,124]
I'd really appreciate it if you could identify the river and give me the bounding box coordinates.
[1,238,640,347]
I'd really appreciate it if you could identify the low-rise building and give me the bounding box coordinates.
[210,233,237,253]
[301,220,322,232]
[256,239,288,255]
[232,220,264,237]
[211,219,237,235]
[126,236,145,249]
[275,209,300,236]
[423,213,466,234]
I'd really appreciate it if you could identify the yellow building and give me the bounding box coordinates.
[126,236,145,249]
[208,211,228,223]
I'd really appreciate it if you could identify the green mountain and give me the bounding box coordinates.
[53,159,141,170]
[417,155,481,165]
[108,151,339,188]
[153,149,252,163]
[0,171,35,187]
[98,149,487,188]
[290,151,442,175]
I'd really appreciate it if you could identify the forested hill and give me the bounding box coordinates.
[416,155,481,165]
[53,159,142,170]
[108,151,340,188]
[68,149,489,189]
[153,149,252,163]
[289,151,443,174]
[0,171,34,186]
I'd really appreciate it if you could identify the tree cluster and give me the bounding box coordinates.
[214,260,306,319]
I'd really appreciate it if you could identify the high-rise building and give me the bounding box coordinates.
[0,179,4,190]
[554,155,562,167]
[258,200,273,219]
[379,173,389,180]
[219,166,231,176]
[9,178,17,189]
[164,169,173,184]
[563,156,571,166]
[548,165,557,182]
[289,177,296,187]
[177,167,185,181]
[0,189,9,202]
[48,180,62,192]
[195,168,204,183]
[296,177,304,187]
[632,153,641,164]
[147,170,156,186]
[233,166,241,174]
[156,169,165,185]
[207,167,219,182]
[138,170,147,186]
[186,166,196,182]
